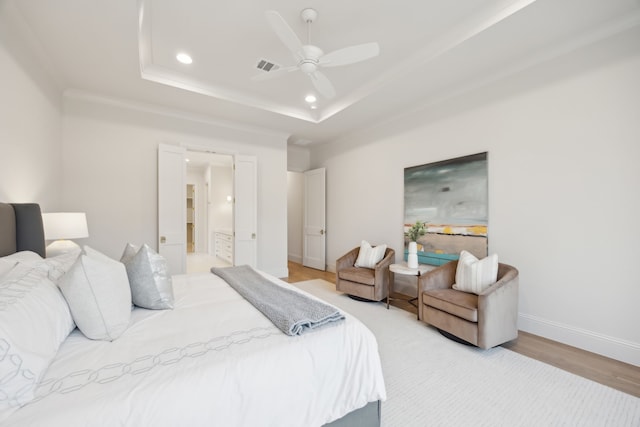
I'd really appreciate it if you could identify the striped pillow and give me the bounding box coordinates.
[354,241,387,269]
[453,250,498,294]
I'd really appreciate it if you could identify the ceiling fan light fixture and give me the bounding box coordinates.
[255,9,380,99]
[176,52,193,64]
[299,61,317,74]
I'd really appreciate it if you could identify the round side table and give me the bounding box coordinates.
[388,262,434,319]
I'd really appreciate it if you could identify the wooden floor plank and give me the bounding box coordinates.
[285,261,640,398]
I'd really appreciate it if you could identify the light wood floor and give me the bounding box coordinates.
[285,261,640,398]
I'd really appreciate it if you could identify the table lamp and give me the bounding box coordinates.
[42,212,89,257]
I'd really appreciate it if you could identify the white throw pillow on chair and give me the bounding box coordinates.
[453,250,498,294]
[354,240,387,269]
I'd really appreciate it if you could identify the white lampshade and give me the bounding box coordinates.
[42,212,89,240]
[42,212,89,258]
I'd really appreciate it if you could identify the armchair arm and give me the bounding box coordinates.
[374,248,395,283]
[373,248,395,301]
[336,247,360,273]
[477,264,518,297]
[418,261,457,293]
[417,261,457,321]
[374,248,395,272]
[477,263,519,349]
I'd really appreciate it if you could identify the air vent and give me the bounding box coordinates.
[256,58,280,72]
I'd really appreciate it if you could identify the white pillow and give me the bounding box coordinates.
[0,252,41,280]
[354,240,388,269]
[0,260,16,278]
[120,243,174,310]
[3,249,81,285]
[1,251,43,263]
[58,246,131,341]
[0,263,74,420]
[453,250,499,294]
[41,249,82,283]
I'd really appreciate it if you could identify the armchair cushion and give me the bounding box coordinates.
[453,250,498,294]
[423,288,478,322]
[338,267,376,286]
[354,240,387,269]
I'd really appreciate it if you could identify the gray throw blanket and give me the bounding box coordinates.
[211,265,344,336]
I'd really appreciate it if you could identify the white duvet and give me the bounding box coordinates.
[7,272,386,427]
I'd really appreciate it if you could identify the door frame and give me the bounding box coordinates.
[233,155,258,268]
[302,167,326,270]
[160,144,257,270]
[158,143,187,274]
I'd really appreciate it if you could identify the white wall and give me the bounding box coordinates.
[0,2,62,209]
[287,172,304,263]
[311,27,640,365]
[287,145,311,172]
[62,95,290,277]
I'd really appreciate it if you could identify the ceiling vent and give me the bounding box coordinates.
[256,58,280,73]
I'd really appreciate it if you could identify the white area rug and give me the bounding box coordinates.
[293,279,640,427]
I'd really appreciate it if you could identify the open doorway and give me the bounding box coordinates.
[287,169,326,271]
[287,171,304,264]
[185,150,233,273]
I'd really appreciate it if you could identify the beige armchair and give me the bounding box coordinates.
[336,246,395,301]
[418,260,519,349]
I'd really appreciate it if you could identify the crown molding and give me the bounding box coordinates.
[63,88,291,141]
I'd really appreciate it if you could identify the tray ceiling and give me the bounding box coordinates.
[10,0,640,145]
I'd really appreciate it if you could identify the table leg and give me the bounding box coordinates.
[416,271,421,320]
[387,271,393,309]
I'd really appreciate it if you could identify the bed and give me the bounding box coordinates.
[0,203,386,426]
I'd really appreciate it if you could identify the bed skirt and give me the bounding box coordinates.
[324,401,381,427]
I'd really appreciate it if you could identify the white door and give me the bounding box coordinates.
[158,144,186,275]
[303,168,326,270]
[233,155,257,267]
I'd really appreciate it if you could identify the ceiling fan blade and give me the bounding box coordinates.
[251,65,298,81]
[309,70,336,99]
[319,42,380,68]
[265,11,303,58]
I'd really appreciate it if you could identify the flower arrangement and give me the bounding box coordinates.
[405,221,427,242]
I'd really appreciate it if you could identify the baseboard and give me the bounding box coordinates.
[519,313,640,367]
[288,254,302,264]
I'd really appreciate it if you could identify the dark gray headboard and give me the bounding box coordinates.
[0,203,46,257]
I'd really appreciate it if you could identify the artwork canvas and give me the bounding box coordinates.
[404,152,488,262]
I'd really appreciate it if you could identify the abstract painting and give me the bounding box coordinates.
[404,152,488,259]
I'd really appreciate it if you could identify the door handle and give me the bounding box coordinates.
[320,229,324,235]
[251,233,256,239]
[160,236,166,243]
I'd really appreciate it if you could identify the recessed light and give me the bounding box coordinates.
[310,105,317,110]
[305,94,317,103]
[185,158,190,162]
[176,53,193,64]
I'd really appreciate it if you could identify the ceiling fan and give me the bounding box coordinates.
[252,8,380,99]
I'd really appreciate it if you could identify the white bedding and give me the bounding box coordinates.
[6,272,386,426]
